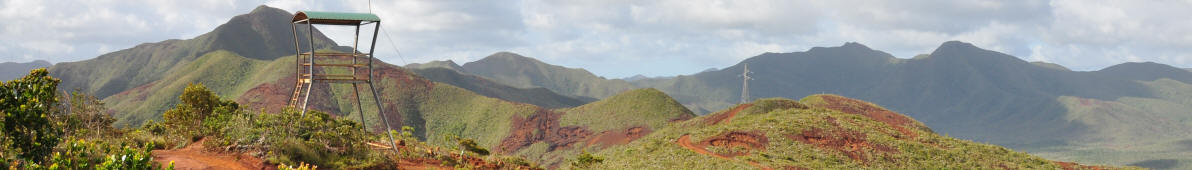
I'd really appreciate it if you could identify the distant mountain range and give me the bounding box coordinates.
[404,41,1192,169]
[0,60,51,80]
[458,52,638,99]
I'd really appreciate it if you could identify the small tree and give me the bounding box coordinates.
[459,138,489,156]
[0,68,63,163]
[162,83,239,138]
[56,90,116,138]
[570,150,604,168]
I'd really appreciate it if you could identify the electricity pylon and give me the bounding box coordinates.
[740,63,753,104]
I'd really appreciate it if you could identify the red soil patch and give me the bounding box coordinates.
[703,104,754,125]
[237,76,293,113]
[699,131,770,157]
[497,108,593,153]
[786,127,896,162]
[108,81,158,102]
[676,132,771,170]
[1054,161,1109,170]
[152,139,270,170]
[236,73,338,115]
[810,95,920,138]
[585,126,652,147]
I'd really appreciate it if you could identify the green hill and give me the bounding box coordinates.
[590,95,1124,169]
[459,52,636,99]
[559,88,693,133]
[404,60,465,72]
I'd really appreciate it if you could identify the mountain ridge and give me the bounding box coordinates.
[0,60,51,81]
[48,5,337,99]
[459,52,637,99]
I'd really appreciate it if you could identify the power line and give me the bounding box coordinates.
[380,27,409,65]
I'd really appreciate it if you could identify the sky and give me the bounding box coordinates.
[2,0,1192,78]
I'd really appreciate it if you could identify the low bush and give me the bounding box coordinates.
[570,150,604,168]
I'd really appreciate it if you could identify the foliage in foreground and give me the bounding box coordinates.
[1,69,171,169]
[0,68,62,164]
[148,83,385,169]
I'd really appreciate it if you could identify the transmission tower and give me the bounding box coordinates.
[740,63,753,104]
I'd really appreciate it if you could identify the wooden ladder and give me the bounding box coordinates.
[289,55,314,109]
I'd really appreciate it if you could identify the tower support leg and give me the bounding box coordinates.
[368,82,400,154]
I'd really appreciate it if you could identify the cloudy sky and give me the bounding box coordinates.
[2,0,1191,78]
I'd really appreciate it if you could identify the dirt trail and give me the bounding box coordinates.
[152,139,267,170]
[676,135,771,170]
[705,104,753,125]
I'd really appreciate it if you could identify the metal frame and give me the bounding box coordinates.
[289,12,398,154]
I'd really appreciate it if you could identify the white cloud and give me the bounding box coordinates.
[0,0,262,63]
[3,0,1192,77]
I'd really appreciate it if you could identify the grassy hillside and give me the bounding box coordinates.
[559,88,693,132]
[103,50,287,126]
[590,95,1125,169]
[460,52,636,99]
[413,83,541,147]
[1025,78,1192,169]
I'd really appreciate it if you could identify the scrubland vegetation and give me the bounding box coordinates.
[1,68,537,169]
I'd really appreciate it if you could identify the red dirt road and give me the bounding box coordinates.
[676,135,771,170]
[704,104,753,125]
[152,139,267,170]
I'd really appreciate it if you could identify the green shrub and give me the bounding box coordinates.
[0,68,63,164]
[459,138,489,156]
[501,156,534,167]
[213,108,384,169]
[44,139,108,169]
[16,139,173,170]
[97,142,170,170]
[570,150,604,168]
[161,83,240,139]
